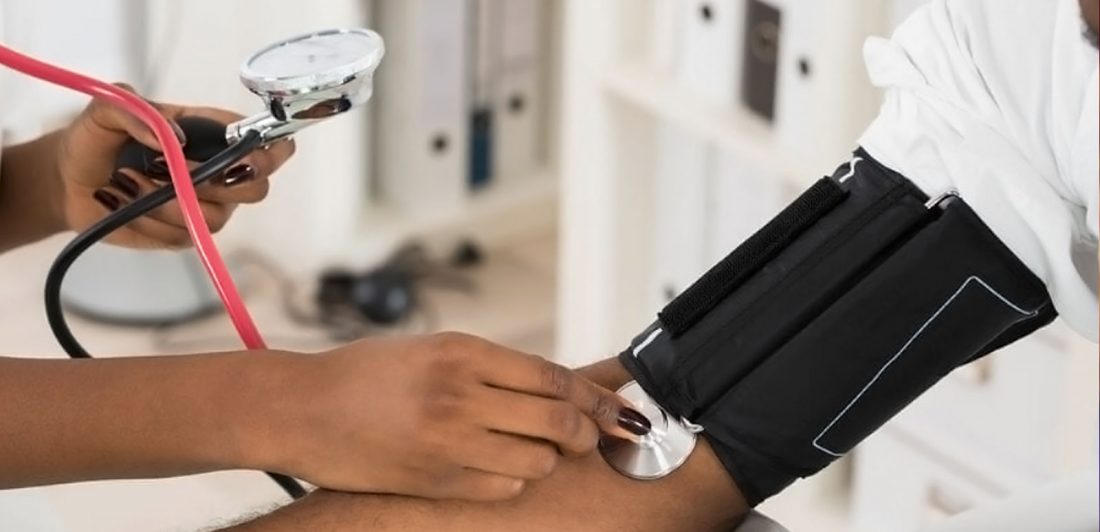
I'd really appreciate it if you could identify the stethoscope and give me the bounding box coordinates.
[42,29,385,360]
[0,27,698,500]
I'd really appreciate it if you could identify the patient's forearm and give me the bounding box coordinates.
[231,359,748,532]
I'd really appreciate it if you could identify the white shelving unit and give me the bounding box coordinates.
[601,61,813,186]
[348,169,560,266]
[555,0,886,365]
[140,0,563,274]
[349,0,562,268]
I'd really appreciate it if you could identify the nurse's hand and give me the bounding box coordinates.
[56,83,295,249]
[251,333,649,501]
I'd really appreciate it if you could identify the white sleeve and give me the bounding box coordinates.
[1072,73,1099,242]
[857,0,1099,342]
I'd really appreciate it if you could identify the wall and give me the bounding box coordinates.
[0,0,141,140]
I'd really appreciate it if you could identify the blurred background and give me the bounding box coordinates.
[0,0,1095,530]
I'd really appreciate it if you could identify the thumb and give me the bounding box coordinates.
[83,82,187,151]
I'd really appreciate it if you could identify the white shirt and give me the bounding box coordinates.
[860,0,1099,341]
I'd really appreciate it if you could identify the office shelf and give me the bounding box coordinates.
[555,0,884,364]
[349,171,560,266]
[144,0,566,275]
[601,62,818,186]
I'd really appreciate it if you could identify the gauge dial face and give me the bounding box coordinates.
[245,29,381,82]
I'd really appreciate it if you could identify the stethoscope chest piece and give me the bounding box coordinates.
[229,28,385,144]
[599,381,702,480]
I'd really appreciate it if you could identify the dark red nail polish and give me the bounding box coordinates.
[93,189,121,211]
[617,408,652,436]
[109,171,140,198]
[223,164,257,187]
[170,121,188,145]
[148,156,170,177]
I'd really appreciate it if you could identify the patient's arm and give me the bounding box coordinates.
[230,358,749,532]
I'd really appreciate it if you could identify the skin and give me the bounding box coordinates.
[1081,0,1099,42]
[230,359,750,532]
[0,89,643,501]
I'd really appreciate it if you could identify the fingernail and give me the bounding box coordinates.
[148,156,169,177]
[617,408,652,437]
[223,164,257,187]
[109,171,140,198]
[93,189,121,211]
[170,121,187,145]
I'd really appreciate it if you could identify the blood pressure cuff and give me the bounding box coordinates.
[617,149,1056,505]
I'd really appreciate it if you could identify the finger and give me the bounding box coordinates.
[155,142,282,204]
[455,430,562,481]
[142,157,200,184]
[471,386,599,457]
[124,216,192,249]
[474,349,648,440]
[138,153,270,207]
[172,104,290,163]
[121,216,192,249]
[429,469,526,502]
[84,83,187,150]
[112,168,234,232]
[108,169,234,233]
[236,137,296,179]
[159,107,295,189]
[90,191,193,249]
[196,164,271,205]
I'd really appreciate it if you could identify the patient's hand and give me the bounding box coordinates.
[230,359,749,532]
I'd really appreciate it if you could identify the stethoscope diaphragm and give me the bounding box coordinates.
[599,381,702,480]
[228,28,384,145]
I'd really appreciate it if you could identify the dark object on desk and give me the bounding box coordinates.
[316,240,484,329]
[318,260,418,326]
[320,267,416,326]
